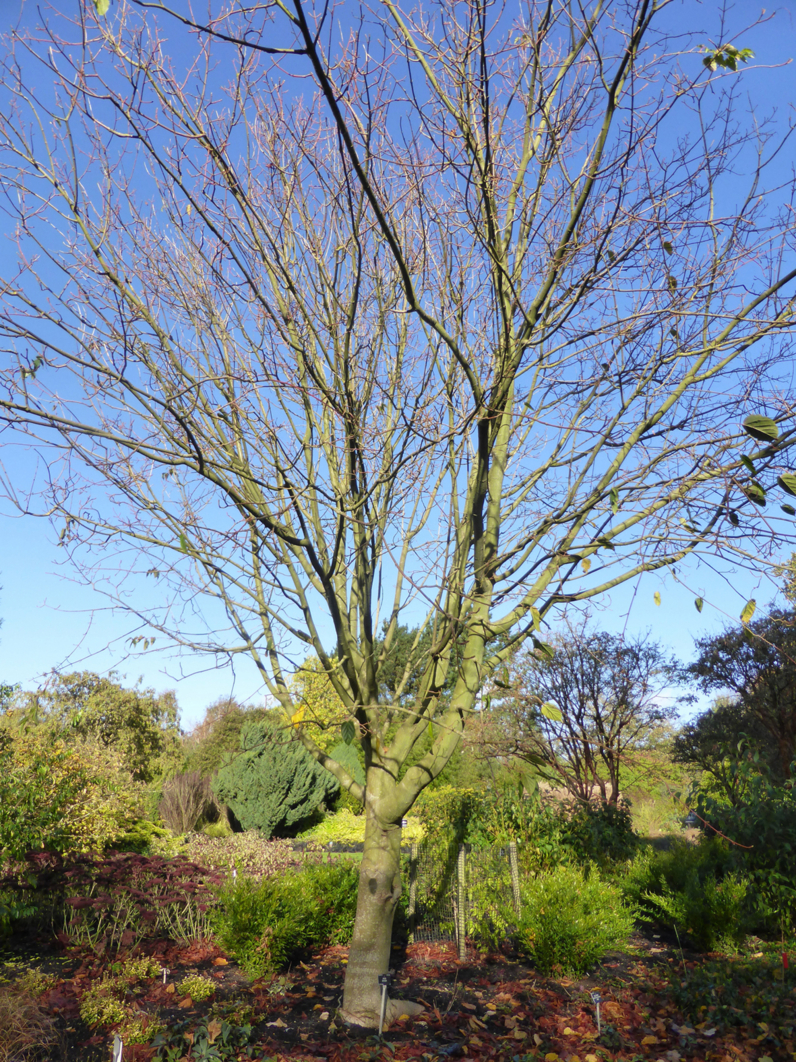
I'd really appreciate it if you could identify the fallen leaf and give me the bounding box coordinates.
[642,1035,658,1045]
[320,1011,329,1021]
[564,1026,577,1035]
[545,1054,559,1062]
[266,1018,287,1028]
[513,1028,527,1041]
[177,996,193,1009]
[165,984,175,995]
[534,1034,543,1046]
[212,957,228,966]
[206,1020,222,1044]
[469,1036,483,1047]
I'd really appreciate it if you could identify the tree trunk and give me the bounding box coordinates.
[340,795,423,1027]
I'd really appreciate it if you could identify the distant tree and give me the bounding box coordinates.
[672,696,774,804]
[686,608,796,780]
[213,719,339,837]
[497,624,678,805]
[25,671,181,783]
[183,697,270,778]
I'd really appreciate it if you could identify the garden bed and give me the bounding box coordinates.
[2,922,795,1062]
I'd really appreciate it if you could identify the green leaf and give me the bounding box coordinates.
[341,720,355,745]
[778,474,796,497]
[178,532,189,552]
[609,487,619,514]
[742,414,779,442]
[93,0,111,14]
[742,482,766,507]
[740,454,755,475]
[654,590,661,607]
[606,249,616,263]
[533,638,555,660]
[581,557,591,575]
[728,510,740,527]
[427,721,434,743]
[781,504,796,516]
[694,597,704,613]
[667,274,677,292]
[530,607,541,631]
[663,241,673,254]
[596,537,616,551]
[540,702,563,723]
[740,599,756,624]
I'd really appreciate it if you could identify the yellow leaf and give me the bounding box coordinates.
[581,557,591,574]
[206,1019,222,1044]
[740,598,756,624]
[513,1028,527,1040]
[291,705,306,727]
[586,1055,599,1062]
[534,1033,543,1045]
[654,590,661,606]
[545,1054,559,1061]
[564,1027,577,1035]
[642,1035,658,1045]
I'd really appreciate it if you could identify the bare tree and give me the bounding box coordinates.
[493,622,678,805]
[1,0,796,1025]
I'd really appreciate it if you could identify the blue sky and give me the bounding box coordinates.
[1,1,795,732]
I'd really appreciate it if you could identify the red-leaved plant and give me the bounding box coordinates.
[1,849,224,952]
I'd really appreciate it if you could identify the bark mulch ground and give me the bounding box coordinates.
[1,925,794,1062]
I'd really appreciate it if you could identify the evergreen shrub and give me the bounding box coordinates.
[620,839,753,951]
[512,865,634,975]
[210,862,359,977]
[213,720,338,838]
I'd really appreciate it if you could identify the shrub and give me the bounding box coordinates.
[299,808,424,846]
[0,849,222,951]
[0,728,144,860]
[693,771,796,932]
[620,839,753,951]
[177,973,215,1001]
[213,719,339,838]
[563,800,638,866]
[211,861,358,977]
[108,820,184,856]
[160,772,215,833]
[80,956,165,1043]
[512,865,635,975]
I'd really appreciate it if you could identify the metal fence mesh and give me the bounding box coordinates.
[402,840,523,952]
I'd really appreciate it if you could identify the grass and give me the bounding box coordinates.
[0,984,59,1062]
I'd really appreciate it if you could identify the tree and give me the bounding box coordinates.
[213,719,339,836]
[495,624,678,804]
[1,0,796,1024]
[684,607,796,781]
[24,671,181,783]
[184,697,270,778]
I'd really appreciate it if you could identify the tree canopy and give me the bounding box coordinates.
[493,624,678,804]
[1,0,795,1026]
[681,607,796,782]
[22,671,181,783]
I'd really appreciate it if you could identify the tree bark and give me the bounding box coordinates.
[341,788,423,1027]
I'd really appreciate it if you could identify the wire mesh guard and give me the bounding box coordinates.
[402,840,523,954]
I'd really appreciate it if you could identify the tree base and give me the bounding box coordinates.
[341,997,425,1029]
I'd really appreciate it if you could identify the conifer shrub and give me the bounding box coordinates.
[213,719,339,838]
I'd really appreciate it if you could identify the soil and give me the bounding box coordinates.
[3,920,794,1062]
